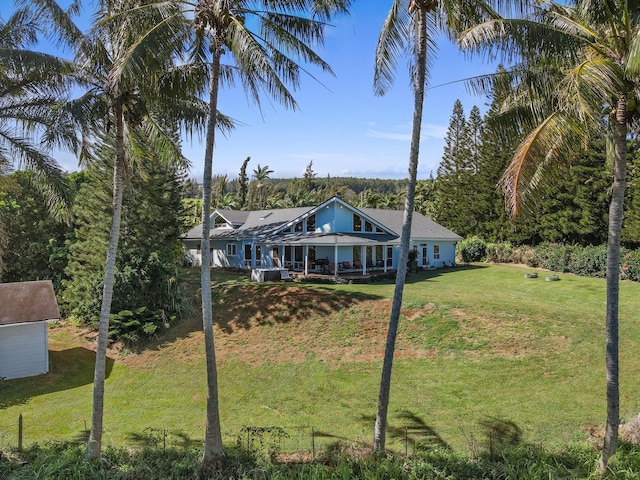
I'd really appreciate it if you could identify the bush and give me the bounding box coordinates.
[511,245,539,266]
[109,307,175,347]
[568,244,608,278]
[485,242,513,264]
[621,249,640,282]
[535,243,575,272]
[457,237,487,263]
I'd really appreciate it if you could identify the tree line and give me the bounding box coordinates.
[2,0,638,472]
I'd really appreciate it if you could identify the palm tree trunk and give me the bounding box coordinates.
[373,7,427,452]
[87,100,125,458]
[600,96,627,471]
[201,40,225,462]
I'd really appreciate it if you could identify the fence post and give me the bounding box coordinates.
[18,414,23,450]
[311,427,315,460]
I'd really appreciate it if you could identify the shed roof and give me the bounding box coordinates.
[0,280,60,326]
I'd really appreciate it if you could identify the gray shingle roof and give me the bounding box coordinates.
[181,199,461,244]
[361,208,462,241]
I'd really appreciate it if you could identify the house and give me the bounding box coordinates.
[0,280,60,380]
[182,196,462,276]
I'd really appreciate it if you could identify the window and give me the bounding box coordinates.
[226,244,237,256]
[214,218,227,228]
[365,221,373,232]
[306,214,316,232]
[353,214,362,231]
[433,244,440,260]
[294,221,303,232]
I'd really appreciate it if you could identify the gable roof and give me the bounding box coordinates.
[181,196,461,243]
[361,208,462,241]
[0,280,60,326]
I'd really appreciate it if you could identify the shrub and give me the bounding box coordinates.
[534,243,574,272]
[457,237,487,263]
[485,242,513,264]
[568,244,608,278]
[511,245,539,266]
[621,249,640,282]
[109,307,175,347]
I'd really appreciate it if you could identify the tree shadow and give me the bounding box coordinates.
[358,411,450,454]
[126,428,201,449]
[0,347,114,408]
[476,416,524,458]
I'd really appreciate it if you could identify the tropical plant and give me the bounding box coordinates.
[0,6,76,267]
[136,0,352,462]
[371,0,518,452]
[24,0,201,458]
[251,164,274,209]
[459,0,640,470]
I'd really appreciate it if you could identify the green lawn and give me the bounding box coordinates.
[1,264,639,456]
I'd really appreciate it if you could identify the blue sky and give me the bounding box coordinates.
[8,1,498,181]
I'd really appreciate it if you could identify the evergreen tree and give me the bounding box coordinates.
[238,157,250,209]
[63,154,188,323]
[434,100,475,236]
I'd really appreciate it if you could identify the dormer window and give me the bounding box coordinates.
[214,218,227,228]
[365,221,373,232]
[353,214,362,232]
[294,221,303,232]
[306,214,316,232]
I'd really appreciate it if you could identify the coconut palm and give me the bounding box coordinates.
[459,0,640,470]
[24,0,208,457]
[138,0,352,460]
[371,0,521,452]
[0,6,76,260]
[252,163,274,209]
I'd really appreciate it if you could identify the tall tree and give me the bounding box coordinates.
[27,0,196,457]
[372,0,519,452]
[251,163,274,209]
[434,99,474,235]
[137,0,352,461]
[460,0,640,469]
[238,156,250,209]
[0,7,76,265]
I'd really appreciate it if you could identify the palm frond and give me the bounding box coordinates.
[500,110,588,216]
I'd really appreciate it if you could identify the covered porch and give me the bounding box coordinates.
[246,232,399,278]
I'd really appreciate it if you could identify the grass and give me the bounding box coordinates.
[1,264,640,459]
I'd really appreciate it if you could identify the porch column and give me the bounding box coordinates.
[280,245,285,270]
[251,242,256,269]
[304,245,309,276]
[333,244,338,275]
[384,245,388,273]
[361,245,366,275]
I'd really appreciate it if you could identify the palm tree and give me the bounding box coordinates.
[252,163,274,209]
[459,0,640,470]
[136,0,351,461]
[371,0,514,452]
[0,7,76,260]
[25,0,202,457]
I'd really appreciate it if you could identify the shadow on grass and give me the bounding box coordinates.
[356,411,450,454]
[477,416,523,457]
[0,347,114,408]
[143,265,483,351]
[126,428,201,449]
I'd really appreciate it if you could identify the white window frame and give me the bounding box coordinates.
[433,244,440,260]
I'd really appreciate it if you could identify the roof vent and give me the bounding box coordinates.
[260,212,272,220]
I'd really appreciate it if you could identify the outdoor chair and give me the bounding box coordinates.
[342,261,353,272]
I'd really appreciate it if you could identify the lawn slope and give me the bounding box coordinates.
[1,265,639,455]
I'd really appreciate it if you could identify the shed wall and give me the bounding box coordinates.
[0,322,49,380]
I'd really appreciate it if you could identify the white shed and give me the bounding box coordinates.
[0,280,60,380]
